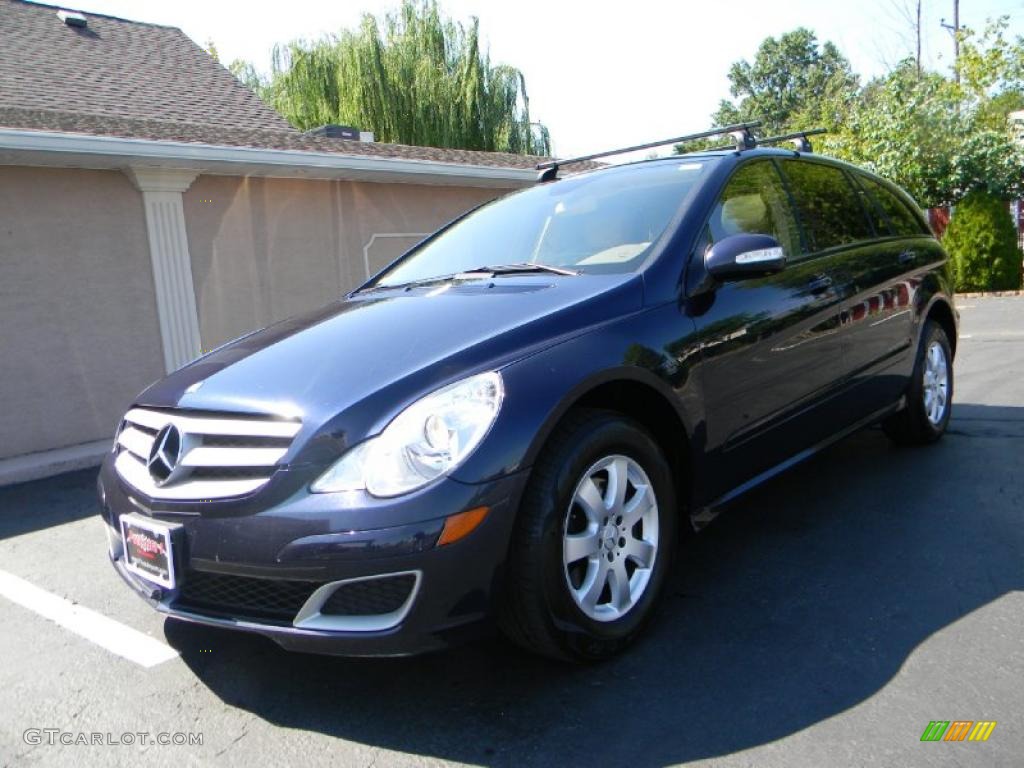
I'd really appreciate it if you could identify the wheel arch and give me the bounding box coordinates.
[922,295,958,358]
[523,368,695,515]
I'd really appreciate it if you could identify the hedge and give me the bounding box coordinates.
[943,190,1023,292]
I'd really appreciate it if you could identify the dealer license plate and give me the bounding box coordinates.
[119,513,180,589]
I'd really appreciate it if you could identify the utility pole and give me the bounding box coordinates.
[916,0,922,77]
[941,0,961,85]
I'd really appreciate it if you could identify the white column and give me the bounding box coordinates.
[126,167,202,373]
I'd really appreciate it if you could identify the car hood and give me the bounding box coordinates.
[137,274,643,439]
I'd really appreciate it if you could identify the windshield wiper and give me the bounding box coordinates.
[463,262,580,276]
[357,262,579,294]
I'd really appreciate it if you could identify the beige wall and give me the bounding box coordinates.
[183,176,507,349]
[0,166,165,459]
[0,167,514,464]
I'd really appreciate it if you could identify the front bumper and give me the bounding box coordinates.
[98,456,528,656]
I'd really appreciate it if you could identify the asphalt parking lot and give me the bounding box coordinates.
[1,296,1021,768]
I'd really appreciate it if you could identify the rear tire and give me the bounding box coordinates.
[883,320,953,445]
[498,409,677,661]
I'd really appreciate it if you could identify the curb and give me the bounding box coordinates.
[955,290,1024,298]
[0,439,107,487]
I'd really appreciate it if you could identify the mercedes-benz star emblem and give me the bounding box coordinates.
[147,424,182,486]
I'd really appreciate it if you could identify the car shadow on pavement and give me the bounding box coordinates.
[0,467,99,540]
[163,403,1023,767]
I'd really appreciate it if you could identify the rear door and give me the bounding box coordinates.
[838,173,936,409]
[691,159,850,499]
[776,159,897,412]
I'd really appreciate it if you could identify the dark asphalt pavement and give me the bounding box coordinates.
[1,297,1021,767]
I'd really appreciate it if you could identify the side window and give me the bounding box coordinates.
[779,161,874,252]
[851,176,890,236]
[858,176,928,236]
[708,160,800,258]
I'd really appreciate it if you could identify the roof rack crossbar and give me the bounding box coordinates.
[535,121,761,174]
[706,127,828,153]
[756,128,827,152]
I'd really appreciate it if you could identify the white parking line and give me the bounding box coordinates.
[0,569,178,668]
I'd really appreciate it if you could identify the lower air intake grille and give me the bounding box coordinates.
[320,574,417,616]
[175,571,319,623]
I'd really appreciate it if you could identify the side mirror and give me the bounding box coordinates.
[704,233,786,280]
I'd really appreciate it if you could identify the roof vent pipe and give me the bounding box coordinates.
[57,10,88,28]
[305,125,360,141]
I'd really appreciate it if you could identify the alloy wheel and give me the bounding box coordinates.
[562,454,659,622]
[922,340,949,425]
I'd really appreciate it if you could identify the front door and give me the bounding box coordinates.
[689,159,850,501]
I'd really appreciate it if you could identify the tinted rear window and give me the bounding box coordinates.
[858,175,927,237]
[779,161,874,253]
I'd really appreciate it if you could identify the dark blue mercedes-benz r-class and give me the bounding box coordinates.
[98,140,957,660]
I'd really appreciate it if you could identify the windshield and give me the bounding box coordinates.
[370,159,712,288]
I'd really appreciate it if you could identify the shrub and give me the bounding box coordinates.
[943,190,1022,292]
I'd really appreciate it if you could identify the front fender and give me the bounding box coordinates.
[450,303,702,484]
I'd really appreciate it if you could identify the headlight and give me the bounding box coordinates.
[310,371,504,497]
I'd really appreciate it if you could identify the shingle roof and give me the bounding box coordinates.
[0,106,554,170]
[1,0,291,131]
[0,0,562,171]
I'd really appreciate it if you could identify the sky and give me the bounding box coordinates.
[51,0,1024,160]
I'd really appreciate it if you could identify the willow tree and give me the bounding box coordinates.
[244,1,550,155]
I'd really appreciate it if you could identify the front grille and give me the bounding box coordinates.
[188,467,273,479]
[113,406,301,500]
[320,574,416,616]
[200,435,294,448]
[175,570,320,623]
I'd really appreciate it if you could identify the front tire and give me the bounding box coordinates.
[498,409,677,661]
[883,320,953,445]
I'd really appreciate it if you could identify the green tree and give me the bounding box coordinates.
[711,28,859,134]
[957,17,1024,130]
[228,59,264,93]
[824,18,1024,207]
[942,189,1022,291]
[825,59,1023,207]
[231,1,549,155]
[701,19,1024,208]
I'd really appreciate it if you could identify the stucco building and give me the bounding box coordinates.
[0,0,541,482]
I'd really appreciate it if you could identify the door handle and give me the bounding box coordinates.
[898,250,917,265]
[807,275,833,294]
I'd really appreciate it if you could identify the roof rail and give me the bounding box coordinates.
[707,127,828,153]
[535,121,761,182]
